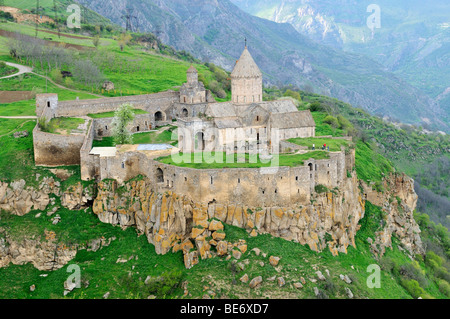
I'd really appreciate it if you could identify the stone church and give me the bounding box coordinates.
[177,46,316,154]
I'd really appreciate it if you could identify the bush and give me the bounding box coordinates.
[50,69,63,84]
[64,77,74,88]
[398,261,428,288]
[401,279,426,299]
[309,102,327,112]
[323,115,339,128]
[0,11,14,22]
[426,251,444,269]
[209,80,226,99]
[315,184,329,194]
[118,270,183,298]
[379,257,396,272]
[283,89,301,101]
[438,280,450,297]
[337,115,353,130]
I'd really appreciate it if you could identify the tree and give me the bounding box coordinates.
[92,35,100,48]
[283,89,301,101]
[118,32,132,52]
[112,103,135,145]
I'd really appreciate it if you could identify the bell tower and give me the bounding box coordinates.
[231,44,263,105]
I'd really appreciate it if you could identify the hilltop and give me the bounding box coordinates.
[0,6,449,300]
[80,0,447,132]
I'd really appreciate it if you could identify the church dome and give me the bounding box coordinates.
[187,65,198,74]
[231,47,262,78]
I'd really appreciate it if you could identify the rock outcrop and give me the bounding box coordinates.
[0,230,77,271]
[0,178,59,216]
[0,178,94,216]
[92,172,365,259]
[362,173,424,257]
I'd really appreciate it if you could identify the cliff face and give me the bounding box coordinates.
[362,173,424,257]
[0,171,424,271]
[92,173,365,257]
[0,230,77,271]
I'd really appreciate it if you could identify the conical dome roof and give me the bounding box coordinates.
[187,65,198,73]
[231,47,262,78]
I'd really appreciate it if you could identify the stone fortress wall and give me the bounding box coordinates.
[56,91,179,119]
[33,124,87,166]
[85,146,354,207]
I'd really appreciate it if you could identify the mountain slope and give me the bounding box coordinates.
[231,0,450,131]
[82,0,447,131]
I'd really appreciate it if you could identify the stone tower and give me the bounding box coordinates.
[180,65,207,104]
[231,46,263,105]
[186,65,198,85]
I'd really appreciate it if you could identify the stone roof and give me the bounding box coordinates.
[270,110,316,129]
[214,117,243,129]
[206,102,237,118]
[260,100,298,114]
[231,47,262,78]
[187,65,198,73]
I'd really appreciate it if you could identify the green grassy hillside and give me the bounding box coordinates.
[0,14,448,300]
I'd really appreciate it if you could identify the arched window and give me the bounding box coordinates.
[182,108,189,118]
[156,168,164,183]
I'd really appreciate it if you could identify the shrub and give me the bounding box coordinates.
[323,115,339,128]
[309,102,327,113]
[283,89,301,101]
[425,251,444,269]
[438,280,450,297]
[379,257,396,272]
[209,80,226,99]
[398,262,428,288]
[50,68,63,84]
[337,115,353,130]
[0,11,14,22]
[64,77,74,88]
[401,279,426,299]
[315,184,329,194]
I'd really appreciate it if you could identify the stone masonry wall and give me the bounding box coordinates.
[33,125,86,166]
[56,91,179,118]
[90,149,347,207]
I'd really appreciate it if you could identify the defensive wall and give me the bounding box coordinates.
[33,124,87,166]
[84,147,354,207]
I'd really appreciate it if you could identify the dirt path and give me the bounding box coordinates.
[0,119,35,138]
[0,61,33,80]
[0,116,37,119]
[36,28,92,40]
[31,72,104,98]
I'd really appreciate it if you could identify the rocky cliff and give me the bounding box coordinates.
[362,173,424,257]
[0,171,424,271]
[91,173,365,257]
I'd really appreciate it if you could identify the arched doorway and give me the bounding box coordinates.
[195,132,205,151]
[155,111,164,121]
[156,168,164,183]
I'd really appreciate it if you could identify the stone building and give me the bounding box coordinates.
[177,47,315,154]
[179,65,207,104]
[32,45,341,208]
[231,46,263,104]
